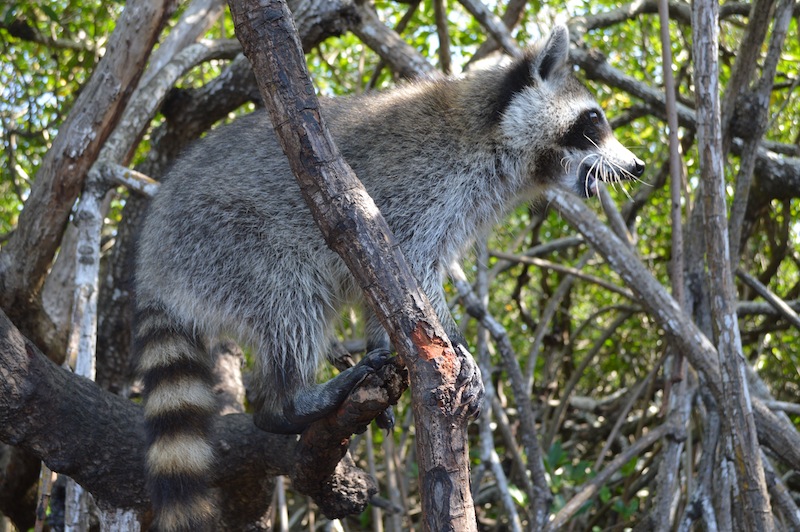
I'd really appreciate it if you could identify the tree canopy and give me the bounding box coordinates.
[1,0,800,530]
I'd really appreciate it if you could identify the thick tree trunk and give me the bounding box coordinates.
[691,1,772,529]
[0,306,405,527]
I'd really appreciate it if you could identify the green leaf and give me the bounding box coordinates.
[38,4,60,22]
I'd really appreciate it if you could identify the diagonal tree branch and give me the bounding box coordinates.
[351,1,439,79]
[0,0,177,345]
[543,188,800,473]
[456,0,522,59]
[227,0,480,529]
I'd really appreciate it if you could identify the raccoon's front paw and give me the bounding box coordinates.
[454,344,485,419]
[359,348,393,371]
[342,348,392,393]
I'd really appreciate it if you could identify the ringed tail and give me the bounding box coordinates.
[136,303,218,531]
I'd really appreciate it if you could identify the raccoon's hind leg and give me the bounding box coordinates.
[251,281,395,434]
[253,347,392,434]
[137,302,218,532]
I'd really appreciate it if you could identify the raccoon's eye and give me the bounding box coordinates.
[587,110,601,125]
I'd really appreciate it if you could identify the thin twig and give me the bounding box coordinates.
[736,268,800,328]
[433,0,451,74]
[474,240,523,532]
[491,250,634,300]
[526,252,594,399]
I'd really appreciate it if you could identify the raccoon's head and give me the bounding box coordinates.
[496,25,645,197]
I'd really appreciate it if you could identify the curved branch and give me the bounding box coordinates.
[350,1,439,79]
[0,0,176,341]
[0,308,404,524]
[468,0,526,64]
[290,0,361,52]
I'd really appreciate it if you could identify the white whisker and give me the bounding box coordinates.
[621,184,633,201]
[568,133,647,199]
[583,133,602,150]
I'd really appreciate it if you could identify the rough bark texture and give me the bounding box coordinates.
[691,1,772,529]
[0,307,405,526]
[227,0,480,529]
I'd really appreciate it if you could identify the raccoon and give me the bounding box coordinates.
[136,25,644,530]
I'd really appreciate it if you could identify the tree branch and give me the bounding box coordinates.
[351,1,439,79]
[692,0,771,527]
[728,0,794,262]
[227,0,480,528]
[456,0,522,59]
[543,188,800,473]
[450,263,550,527]
[0,0,176,346]
[545,422,673,531]
[0,308,403,526]
[736,268,800,329]
[0,18,98,53]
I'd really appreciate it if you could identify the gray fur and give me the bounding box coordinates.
[136,25,644,530]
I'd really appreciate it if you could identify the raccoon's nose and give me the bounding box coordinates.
[632,157,645,177]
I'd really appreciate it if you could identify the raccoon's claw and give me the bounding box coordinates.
[259,349,394,434]
[454,344,485,419]
[375,406,395,431]
[343,348,392,393]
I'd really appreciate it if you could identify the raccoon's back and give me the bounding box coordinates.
[137,92,474,326]
[141,112,315,261]
[138,112,340,319]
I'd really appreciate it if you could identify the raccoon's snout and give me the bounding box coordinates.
[579,154,645,197]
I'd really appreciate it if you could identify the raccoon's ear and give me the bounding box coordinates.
[533,25,570,81]
[490,25,571,123]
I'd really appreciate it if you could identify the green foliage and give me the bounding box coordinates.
[1,1,121,235]
[2,0,800,529]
